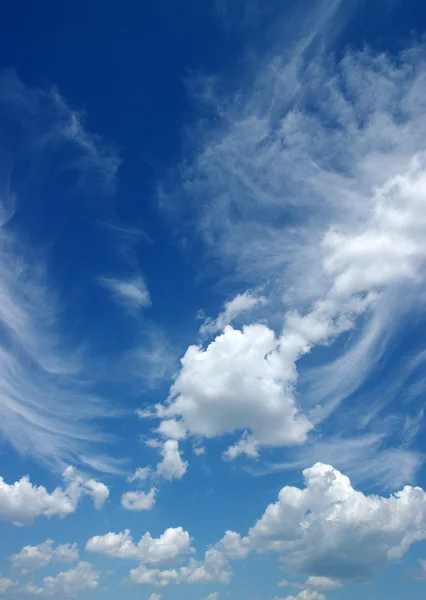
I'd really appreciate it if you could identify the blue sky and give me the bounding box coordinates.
[2,0,426,599]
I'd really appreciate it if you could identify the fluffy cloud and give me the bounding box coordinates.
[156,440,188,481]
[219,463,426,582]
[149,595,162,600]
[305,577,341,590]
[38,561,99,596]
[99,276,151,312]
[10,540,78,574]
[129,546,230,587]
[200,291,266,335]
[121,488,156,511]
[161,22,426,482]
[201,593,219,600]
[0,467,108,525]
[127,466,152,483]
[86,527,193,566]
[222,432,259,461]
[156,325,313,448]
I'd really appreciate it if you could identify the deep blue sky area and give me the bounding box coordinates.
[2,2,426,600]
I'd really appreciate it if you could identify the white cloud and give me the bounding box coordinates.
[200,291,267,335]
[0,467,108,525]
[0,578,14,594]
[37,561,99,596]
[222,432,259,461]
[217,531,251,560]
[156,324,313,448]
[0,71,121,472]
[156,440,188,481]
[159,18,426,480]
[157,419,187,440]
[201,593,219,600]
[99,275,151,312]
[218,463,426,582]
[86,527,193,566]
[121,488,156,511]
[276,591,326,600]
[149,594,162,600]
[130,546,230,587]
[305,577,341,590]
[178,548,231,584]
[10,540,78,574]
[127,467,152,483]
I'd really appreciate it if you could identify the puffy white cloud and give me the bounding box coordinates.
[160,24,426,482]
[157,419,187,440]
[222,432,259,461]
[220,463,426,582]
[305,577,341,590]
[99,276,151,312]
[156,440,188,481]
[38,561,99,596]
[217,531,251,560]
[86,527,193,566]
[156,325,313,448]
[0,467,108,525]
[121,488,156,511]
[200,291,267,335]
[179,548,231,584]
[149,594,162,600]
[129,547,230,587]
[10,540,78,574]
[127,466,152,483]
[201,593,219,600]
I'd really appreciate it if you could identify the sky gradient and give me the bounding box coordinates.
[1,1,426,599]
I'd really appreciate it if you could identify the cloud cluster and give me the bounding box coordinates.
[86,527,193,566]
[11,540,78,574]
[156,10,426,481]
[0,467,108,525]
[217,463,426,582]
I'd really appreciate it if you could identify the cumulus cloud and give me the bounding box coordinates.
[149,594,162,600]
[156,440,188,481]
[0,467,108,525]
[218,463,426,582]
[86,527,193,566]
[129,546,230,587]
[10,540,78,574]
[201,593,219,600]
[99,275,151,312]
[121,488,157,511]
[156,325,313,449]
[200,291,267,335]
[35,561,99,596]
[157,2,426,480]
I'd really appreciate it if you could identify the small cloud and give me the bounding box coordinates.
[99,275,151,312]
